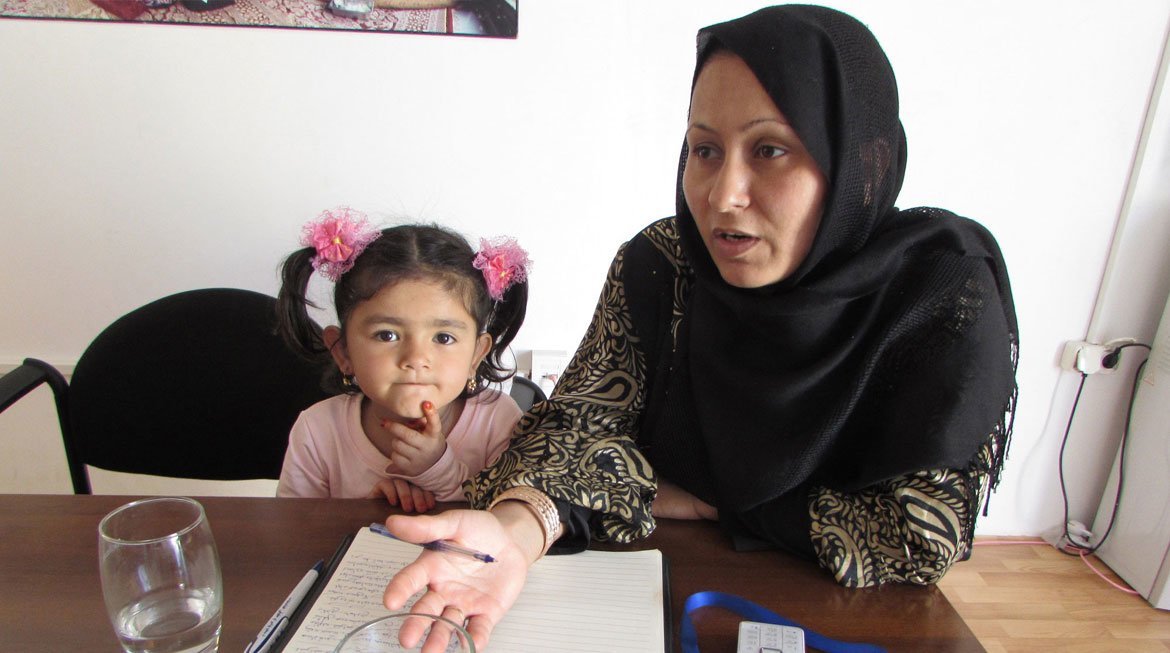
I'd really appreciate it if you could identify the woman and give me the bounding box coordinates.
[382,5,1017,650]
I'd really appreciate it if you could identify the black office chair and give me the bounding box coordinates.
[0,358,85,492]
[508,375,547,412]
[49,288,331,494]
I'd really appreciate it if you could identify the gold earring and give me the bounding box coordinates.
[342,374,356,388]
[466,377,477,392]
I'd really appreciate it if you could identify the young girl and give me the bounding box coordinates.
[274,207,530,511]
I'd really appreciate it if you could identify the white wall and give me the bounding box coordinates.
[2,1,1169,536]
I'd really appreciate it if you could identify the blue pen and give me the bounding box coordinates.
[245,560,324,653]
[368,523,497,563]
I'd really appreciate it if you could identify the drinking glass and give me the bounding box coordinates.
[333,613,475,653]
[98,497,223,653]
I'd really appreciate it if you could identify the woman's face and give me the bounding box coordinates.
[683,51,827,288]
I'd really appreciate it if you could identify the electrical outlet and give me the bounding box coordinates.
[1061,341,1106,374]
[1060,338,1137,375]
[1101,337,1137,371]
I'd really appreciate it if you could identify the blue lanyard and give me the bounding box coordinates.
[680,591,886,653]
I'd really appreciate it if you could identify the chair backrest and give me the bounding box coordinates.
[508,375,547,412]
[0,358,85,492]
[0,358,67,415]
[67,288,332,492]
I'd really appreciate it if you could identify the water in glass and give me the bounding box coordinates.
[113,586,221,653]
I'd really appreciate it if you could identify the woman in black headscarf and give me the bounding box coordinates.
[381,5,1017,648]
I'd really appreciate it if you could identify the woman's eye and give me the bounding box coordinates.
[757,144,788,159]
[434,333,456,345]
[690,144,716,160]
[374,331,398,342]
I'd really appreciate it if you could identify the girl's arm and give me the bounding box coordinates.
[388,394,523,502]
[389,446,467,502]
[276,413,331,497]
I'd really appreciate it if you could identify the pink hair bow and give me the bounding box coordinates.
[473,236,531,301]
[300,207,382,282]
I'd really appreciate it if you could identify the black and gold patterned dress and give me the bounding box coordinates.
[469,219,1005,588]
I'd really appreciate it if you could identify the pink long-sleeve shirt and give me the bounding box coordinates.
[276,390,521,501]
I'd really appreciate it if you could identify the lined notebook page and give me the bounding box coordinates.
[280,527,665,652]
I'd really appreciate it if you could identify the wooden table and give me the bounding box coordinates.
[0,494,982,652]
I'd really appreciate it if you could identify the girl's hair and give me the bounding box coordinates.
[276,223,528,397]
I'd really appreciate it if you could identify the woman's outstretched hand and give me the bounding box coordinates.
[381,508,537,652]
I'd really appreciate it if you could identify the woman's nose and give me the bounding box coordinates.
[708,158,751,213]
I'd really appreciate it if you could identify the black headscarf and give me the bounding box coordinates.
[669,5,1017,512]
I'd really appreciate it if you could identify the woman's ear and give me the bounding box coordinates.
[323,326,352,373]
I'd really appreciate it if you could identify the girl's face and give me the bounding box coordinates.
[329,278,492,422]
[682,51,828,288]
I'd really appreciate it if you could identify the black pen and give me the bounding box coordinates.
[368,523,497,563]
[246,560,324,653]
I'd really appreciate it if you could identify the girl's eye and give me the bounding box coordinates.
[374,330,399,342]
[434,333,457,345]
[757,144,788,159]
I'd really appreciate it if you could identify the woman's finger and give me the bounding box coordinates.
[417,606,466,653]
[463,614,496,653]
[399,590,448,646]
[382,557,432,610]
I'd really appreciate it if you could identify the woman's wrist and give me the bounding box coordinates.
[488,487,564,563]
[490,501,547,564]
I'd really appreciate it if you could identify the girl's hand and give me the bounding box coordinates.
[382,508,535,653]
[383,401,449,476]
[368,478,436,513]
[651,479,718,520]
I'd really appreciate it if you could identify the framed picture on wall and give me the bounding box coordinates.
[0,0,517,37]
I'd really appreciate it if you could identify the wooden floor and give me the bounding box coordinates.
[938,538,1170,652]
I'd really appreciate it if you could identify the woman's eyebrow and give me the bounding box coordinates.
[687,117,790,134]
[742,116,790,129]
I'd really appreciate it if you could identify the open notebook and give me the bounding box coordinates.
[273,526,669,652]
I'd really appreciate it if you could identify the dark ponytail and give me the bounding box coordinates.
[476,279,528,389]
[275,247,329,363]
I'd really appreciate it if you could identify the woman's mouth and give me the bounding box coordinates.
[711,230,759,257]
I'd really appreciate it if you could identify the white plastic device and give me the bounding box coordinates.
[736,621,805,653]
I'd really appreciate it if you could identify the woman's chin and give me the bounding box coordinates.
[717,265,778,289]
